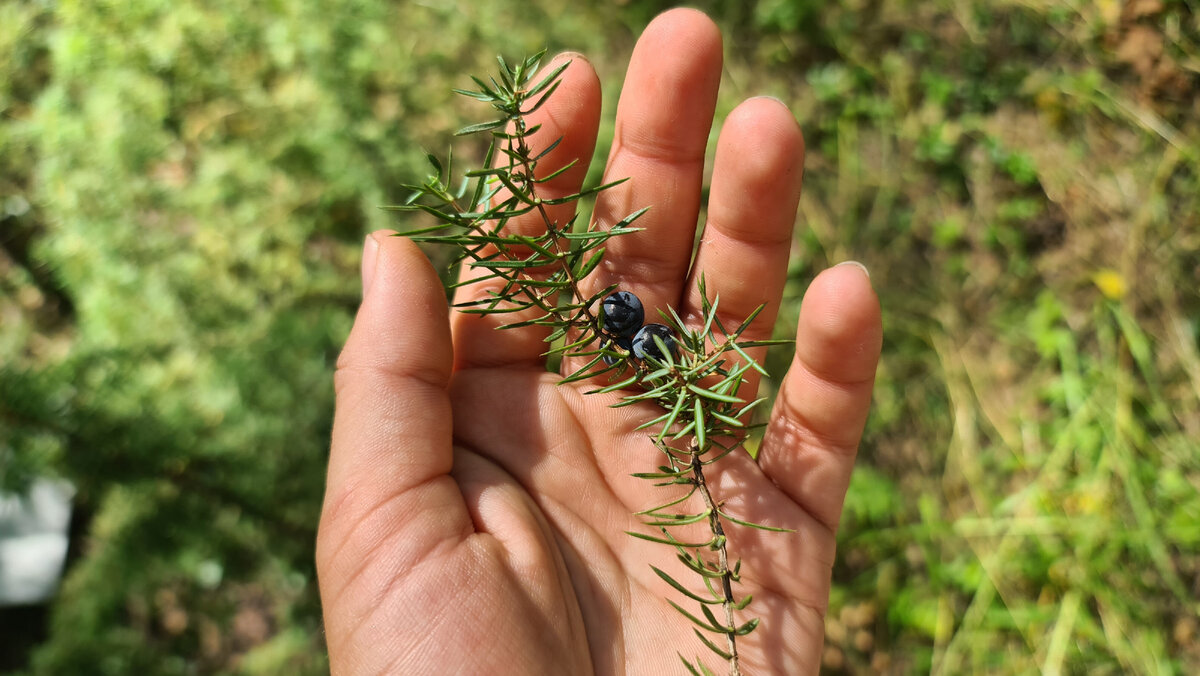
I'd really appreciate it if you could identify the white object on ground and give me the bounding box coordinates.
[0,478,74,606]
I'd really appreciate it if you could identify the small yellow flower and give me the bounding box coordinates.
[1092,269,1126,300]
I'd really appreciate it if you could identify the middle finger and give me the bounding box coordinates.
[586,9,723,319]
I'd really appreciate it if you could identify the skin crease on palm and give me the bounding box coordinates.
[317,8,883,676]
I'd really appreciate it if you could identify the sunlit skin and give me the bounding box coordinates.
[317,9,882,675]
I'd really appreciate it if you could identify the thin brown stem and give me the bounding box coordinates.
[690,448,742,676]
[510,119,601,332]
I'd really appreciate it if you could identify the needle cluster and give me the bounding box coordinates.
[388,51,790,676]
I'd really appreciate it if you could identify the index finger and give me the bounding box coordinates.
[451,52,603,370]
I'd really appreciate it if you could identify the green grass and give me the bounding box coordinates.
[2,0,1197,673]
[761,1,1200,672]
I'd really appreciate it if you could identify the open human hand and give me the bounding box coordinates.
[317,8,882,675]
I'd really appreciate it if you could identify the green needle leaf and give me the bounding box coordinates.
[470,259,539,270]
[452,88,495,102]
[735,618,760,636]
[701,604,729,635]
[630,469,690,480]
[686,383,744,404]
[574,247,605,279]
[651,566,723,605]
[634,410,674,432]
[735,339,793,348]
[523,79,563,115]
[677,553,726,579]
[670,418,697,441]
[693,629,732,660]
[455,118,508,136]
[657,391,690,444]
[458,303,534,315]
[667,600,729,635]
[612,205,651,229]
[534,157,579,183]
[694,398,707,450]
[558,354,605,384]
[495,314,555,330]
[679,655,704,676]
[734,397,767,418]
[707,410,744,428]
[727,339,769,377]
[701,294,720,342]
[587,375,639,395]
[525,59,570,98]
[643,510,712,527]
[717,509,796,533]
[626,531,714,549]
[634,489,697,515]
[733,303,766,338]
[542,177,630,204]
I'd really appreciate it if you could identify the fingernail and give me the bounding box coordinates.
[558,50,589,65]
[835,260,870,279]
[752,94,788,107]
[362,233,381,296]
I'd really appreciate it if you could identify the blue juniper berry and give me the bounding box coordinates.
[599,291,644,338]
[631,323,678,362]
[601,336,633,366]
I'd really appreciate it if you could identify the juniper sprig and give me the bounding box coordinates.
[389,51,792,676]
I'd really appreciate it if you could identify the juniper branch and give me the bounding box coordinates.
[391,51,790,676]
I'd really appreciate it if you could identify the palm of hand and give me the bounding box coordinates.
[324,367,834,674]
[318,9,881,676]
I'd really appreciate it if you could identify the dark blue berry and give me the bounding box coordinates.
[600,291,644,338]
[631,323,678,362]
[601,336,633,367]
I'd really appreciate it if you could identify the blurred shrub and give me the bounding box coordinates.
[0,0,628,672]
[3,0,1199,673]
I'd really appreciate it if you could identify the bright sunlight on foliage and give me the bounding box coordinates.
[2,1,1197,674]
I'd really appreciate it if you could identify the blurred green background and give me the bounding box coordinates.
[2,0,1198,673]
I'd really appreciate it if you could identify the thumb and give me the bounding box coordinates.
[317,230,471,623]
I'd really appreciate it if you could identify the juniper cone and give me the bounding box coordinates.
[631,323,678,361]
[600,291,645,337]
[601,336,633,367]
[601,349,620,367]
